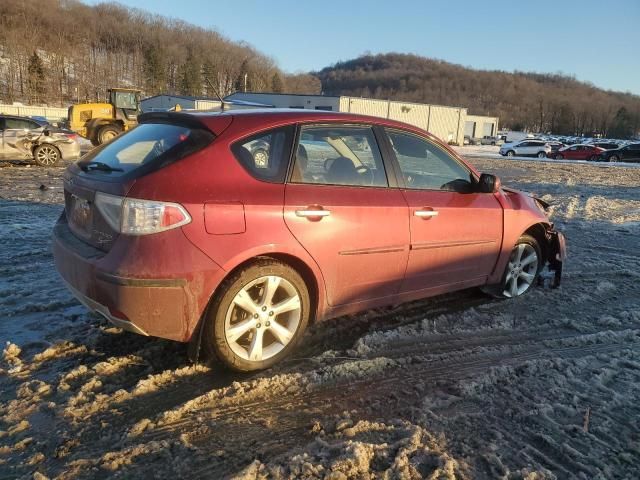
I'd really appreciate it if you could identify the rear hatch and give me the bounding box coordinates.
[63,114,218,252]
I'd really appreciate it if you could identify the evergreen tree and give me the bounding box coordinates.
[27,52,46,103]
[270,72,284,93]
[143,45,166,94]
[235,60,250,92]
[179,52,202,96]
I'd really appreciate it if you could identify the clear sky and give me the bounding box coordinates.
[84,0,640,95]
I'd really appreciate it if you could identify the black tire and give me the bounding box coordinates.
[202,259,310,372]
[33,144,61,167]
[589,155,598,161]
[482,234,542,299]
[97,124,122,145]
[506,150,515,157]
[609,155,619,162]
[555,153,564,160]
[537,151,546,158]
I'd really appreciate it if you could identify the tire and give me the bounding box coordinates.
[97,124,122,145]
[252,148,269,167]
[202,259,310,372]
[33,144,61,167]
[555,153,564,160]
[537,151,546,158]
[483,235,542,299]
[491,141,496,146]
[589,155,598,161]
[609,155,619,162]
[506,150,515,157]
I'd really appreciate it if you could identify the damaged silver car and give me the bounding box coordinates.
[0,115,81,166]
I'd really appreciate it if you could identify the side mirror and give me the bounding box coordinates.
[478,173,501,193]
[43,129,50,136]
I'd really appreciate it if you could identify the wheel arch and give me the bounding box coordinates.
[523,222,550,269]
[187,251,324,362]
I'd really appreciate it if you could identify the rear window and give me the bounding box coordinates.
[78,123,214,177]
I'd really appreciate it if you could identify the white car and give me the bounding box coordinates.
[499,140,551,158]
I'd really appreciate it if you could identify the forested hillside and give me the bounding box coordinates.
[0,0,320,107]
[317,53,640,137]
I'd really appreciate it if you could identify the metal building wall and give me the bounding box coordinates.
[339,96,467,144]
[465,114,499,139]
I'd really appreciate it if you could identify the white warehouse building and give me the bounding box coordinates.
[225,92,498,145]
[141,94,228,112]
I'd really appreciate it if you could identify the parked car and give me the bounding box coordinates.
[552,144,604,161]
[499,140,551,158]
[546,141,565,154]
[463,135,470,145]
[599,143,640,163]
[0,114,80,166]
[480,136,504,146]
[52,110,565,372]
[592,142,620,151]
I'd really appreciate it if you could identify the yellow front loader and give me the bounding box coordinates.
[68,88,141,146]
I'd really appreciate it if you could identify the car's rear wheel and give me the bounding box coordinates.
[555,153,564,160]
[483,235,541,299]
[33,144,61,166]
[506,150,515,157]
[609,155,619,162]
[537,151,546,158]
[203,260,310,372]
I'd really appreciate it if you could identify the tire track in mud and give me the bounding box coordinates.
[59,332,639,479]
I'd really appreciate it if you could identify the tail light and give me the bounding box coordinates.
[65,133,79,141]
[95,192,191,235]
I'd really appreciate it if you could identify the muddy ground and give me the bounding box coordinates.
[1,157,639,479]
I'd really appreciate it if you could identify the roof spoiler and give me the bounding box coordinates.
[137,111,212,131]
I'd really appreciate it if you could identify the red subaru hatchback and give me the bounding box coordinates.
[52,109,565,371]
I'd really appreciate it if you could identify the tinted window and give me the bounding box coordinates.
[232,126,294,183]
[629,144,640,151]
[5,118,39,130]
[79,123,214,176]
[291,125,387,187]
[386,129,472,191]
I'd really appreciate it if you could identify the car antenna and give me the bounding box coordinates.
[204,76,228,111]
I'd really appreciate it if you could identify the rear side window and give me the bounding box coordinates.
[231,126,294,183]
[79,123,214,176]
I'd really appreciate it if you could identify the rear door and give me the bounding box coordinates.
[624,144,640,162]
[2,118,40,159]
[382,128,503,292]
[283,123,409,306]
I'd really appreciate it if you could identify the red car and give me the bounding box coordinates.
[52,110,565,371]
[551,144,604,161]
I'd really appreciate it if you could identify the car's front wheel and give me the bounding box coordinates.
[506,150,515,157]
[203,260,310,371]
[33,144,61,166]
[483,235,541,299]
[609,155,619,162]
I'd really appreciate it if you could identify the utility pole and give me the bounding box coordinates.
[243,73,248,93]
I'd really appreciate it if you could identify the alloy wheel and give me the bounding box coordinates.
[36,146,59,166]
[224,275,301,362]
[502,243,539,298]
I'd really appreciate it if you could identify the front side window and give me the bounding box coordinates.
[291,125,387,187]
[231,126,294,183]
[386,129,473,192]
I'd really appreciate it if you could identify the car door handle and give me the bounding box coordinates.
[414,209,439,218]
[295,209,331,218]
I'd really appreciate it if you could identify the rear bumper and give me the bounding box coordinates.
[52,215,223,342]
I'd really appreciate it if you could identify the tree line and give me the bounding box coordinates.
[316,53,640,139]
[0,0,320,107]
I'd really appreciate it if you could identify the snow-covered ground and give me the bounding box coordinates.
[1,157,640,479]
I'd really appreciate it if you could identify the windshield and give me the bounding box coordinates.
[113,91,139,110]
[78,123,214,177]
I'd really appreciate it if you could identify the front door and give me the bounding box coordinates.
[383,128,503,293]
[283,124,409,306]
